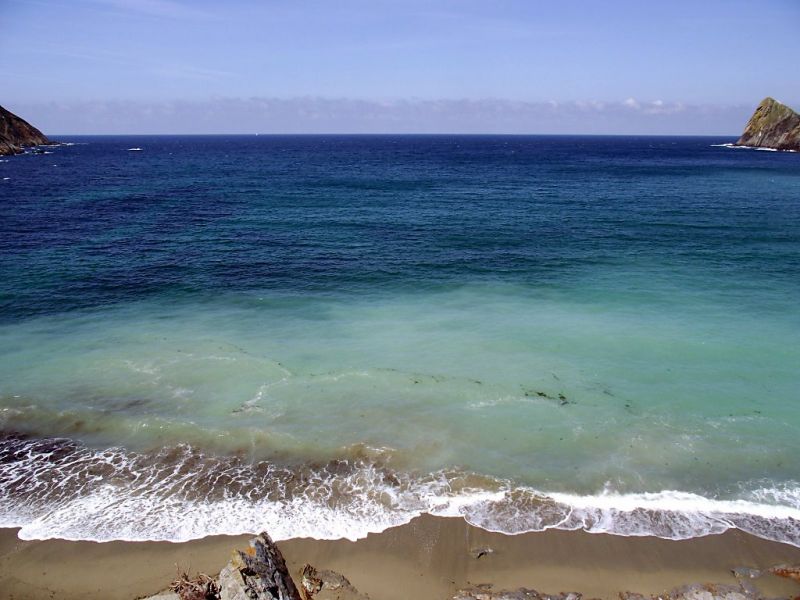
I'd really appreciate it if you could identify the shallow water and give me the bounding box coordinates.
[1,135,798,543]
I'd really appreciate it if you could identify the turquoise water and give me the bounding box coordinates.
[0,136,798,544]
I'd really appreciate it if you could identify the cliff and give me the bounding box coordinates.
[735,97,800,151]
[0,104,50,156]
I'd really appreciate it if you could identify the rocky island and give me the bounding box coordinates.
[735,97,800,151]
[0,104,51,155]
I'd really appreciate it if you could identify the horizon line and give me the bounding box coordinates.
[45,132,741,138]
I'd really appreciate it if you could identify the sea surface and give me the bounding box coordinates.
[0,135,798,545]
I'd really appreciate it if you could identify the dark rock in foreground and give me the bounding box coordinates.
[0,104,50,156]
[140,532,366,600]
[735,97,800,151]
[218,533,302,600]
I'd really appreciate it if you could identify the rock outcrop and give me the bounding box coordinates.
[300,564,370,600]
[0,104,50,155]
[735,97,800,151]
[139,532,368,600]
[217,533,302,600]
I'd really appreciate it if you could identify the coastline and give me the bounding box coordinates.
[2,515,799,600]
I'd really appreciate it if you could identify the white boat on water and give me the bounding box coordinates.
[127,147,142,151]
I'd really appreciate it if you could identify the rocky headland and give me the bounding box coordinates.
[735,97,800,151]
[0,104,51,156]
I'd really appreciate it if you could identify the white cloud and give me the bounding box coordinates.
[12,97,758,135]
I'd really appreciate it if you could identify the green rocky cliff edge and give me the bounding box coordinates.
[735,97,800,151]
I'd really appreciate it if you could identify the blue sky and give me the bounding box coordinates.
[2,0,799,134]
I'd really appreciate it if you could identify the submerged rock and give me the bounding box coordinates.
[0,104,51,156]
[734,97,800,151]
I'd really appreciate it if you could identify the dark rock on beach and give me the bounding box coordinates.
[217,532,302,600]
[0,104,51,155]
[140,532,366,600]
[734,97,800,151]
[300,564,370,600]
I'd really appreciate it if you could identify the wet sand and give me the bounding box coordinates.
[1,515,799,600]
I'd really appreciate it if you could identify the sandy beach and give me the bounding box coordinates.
[1,515,799,600]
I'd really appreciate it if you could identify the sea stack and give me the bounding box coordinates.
[735,97,800,151]
[0,104,51,156]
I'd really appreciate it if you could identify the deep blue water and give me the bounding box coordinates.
[3,135,799,319]
[0,136,799,544]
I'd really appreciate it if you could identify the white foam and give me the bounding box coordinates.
[1,438,798,546]
[714,143,796,153]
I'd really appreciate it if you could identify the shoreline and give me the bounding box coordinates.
[1,515,799,600]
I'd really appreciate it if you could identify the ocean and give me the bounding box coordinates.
[0,135,798,545]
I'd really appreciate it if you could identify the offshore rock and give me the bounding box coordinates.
[218,532,302,600]
[0,104,51,156]
[735,97,800,151]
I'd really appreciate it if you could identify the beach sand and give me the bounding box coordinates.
[1,515,799,600]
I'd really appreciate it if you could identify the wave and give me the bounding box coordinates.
[710,143,797,153]
[0,434,798,546]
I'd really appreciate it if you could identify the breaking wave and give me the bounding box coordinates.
[1,434,798,546]
[710,143,797,152]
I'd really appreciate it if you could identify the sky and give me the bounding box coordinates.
[2,0,799,134]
